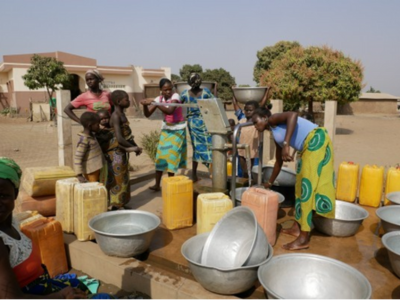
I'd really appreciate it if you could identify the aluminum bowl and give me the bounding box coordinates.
[89,210,160,258]
[201,206,268,268]
[232,87,268,104]
[386,191,400,205]
[376,206,400,233]
[258,253,372,299]
[381,231,400,278]
[230,187,285,207]
[182,232,273,295]
[252,165,296,187]
[313,200,369,237]
[174,81,215,95]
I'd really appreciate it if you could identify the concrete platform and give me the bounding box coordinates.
[65,176,400,299]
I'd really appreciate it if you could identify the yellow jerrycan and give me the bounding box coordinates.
[162,176,193,230]
[197,192,232,234]
[385,166,400,205]
[336,162,359,202]
[359,165,384,207]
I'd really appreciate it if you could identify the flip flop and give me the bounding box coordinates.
[149,186,161,192]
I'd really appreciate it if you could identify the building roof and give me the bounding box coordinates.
[360,92,399,100]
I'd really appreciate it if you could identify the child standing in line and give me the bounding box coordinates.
[74,112,105,183]
[232,88,269,178]
[140,78,187,192]
[108,90,142,209]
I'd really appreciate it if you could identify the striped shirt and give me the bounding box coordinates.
[74,132,104,175]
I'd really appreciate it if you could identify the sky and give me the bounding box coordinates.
[1,0,400,96]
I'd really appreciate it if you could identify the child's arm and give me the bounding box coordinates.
[231,87,241,112]
[74,137,89,183]
[259,87,270,108]
[140,98,158,118]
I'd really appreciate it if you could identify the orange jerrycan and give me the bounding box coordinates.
[385,167,400,205]
[197,192,232,234]
[336,162,359,202]
[55,177,79,233]
[162,176,193,230]
[21,218,68,278]
[359,165,384,207]
[73,182,108,241]
[241,187,278,245]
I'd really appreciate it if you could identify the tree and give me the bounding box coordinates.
[253,41,301,83]
[179,64,203,82]
[22,54,72,102]
[203,68,236,101]
[171,74,181,83]
[366,86,381,93]
[259,45,364,112]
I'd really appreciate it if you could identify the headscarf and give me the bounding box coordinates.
[187,73,202,88]
[0,157,22,189]
[85,69,104,82]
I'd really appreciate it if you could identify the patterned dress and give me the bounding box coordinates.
[106,122,133,208]
[295,127,336,231]
[180,88,213,166]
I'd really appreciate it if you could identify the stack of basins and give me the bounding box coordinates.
[377,191,400,278]
[181,206,272,295]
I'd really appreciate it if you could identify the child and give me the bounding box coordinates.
[74,112,105,183]
[108,90,142,209]
[140,78,187,191]
[232,88,269,178]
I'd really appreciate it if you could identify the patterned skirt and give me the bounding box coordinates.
[295,127,336,232]
[187,116,212,165]
[155,128,187,173]
[106,148,130,208]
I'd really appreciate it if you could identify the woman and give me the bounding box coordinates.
[180,73,213,182]
[0,157,88,298]
[140,78,187,191]
[64,69,112,124]
[252,108,336,250]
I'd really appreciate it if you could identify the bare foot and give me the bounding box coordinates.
[149,185,161,192]
[192,175,200,183]
[282,231,310,251]
[281,221,301,237]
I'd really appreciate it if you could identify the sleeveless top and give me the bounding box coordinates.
[0,219,44,287]
[154,93,184,124]
[271,117,318,151]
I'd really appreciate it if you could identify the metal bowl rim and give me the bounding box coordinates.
[232,87,268,91]
[386,191,400,205]
[382,231,400,256]
[88,210,161,237]
[376,206,400,226]
[252,165,297,176]
[258,253,372,299]
[201,206,257,268]
[314,200,369,222]
[182,232,274,271]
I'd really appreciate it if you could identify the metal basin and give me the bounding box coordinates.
[232,87,268,104]
[386,191,400,205]
[381,231,400,278]
[313,200,369,237]
[252,165,296,187]
[174,81,215,95]
[182,232,273,295]
[89,210,160,258]
[258,253,372,299]
[230,187,285,207]
[201,206,268,268]
[376,206,400,233]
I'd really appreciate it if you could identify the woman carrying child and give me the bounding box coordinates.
[140,78,187,192]
[107,90,142,209]
[64,69,112,124]
[232,87,269,178]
